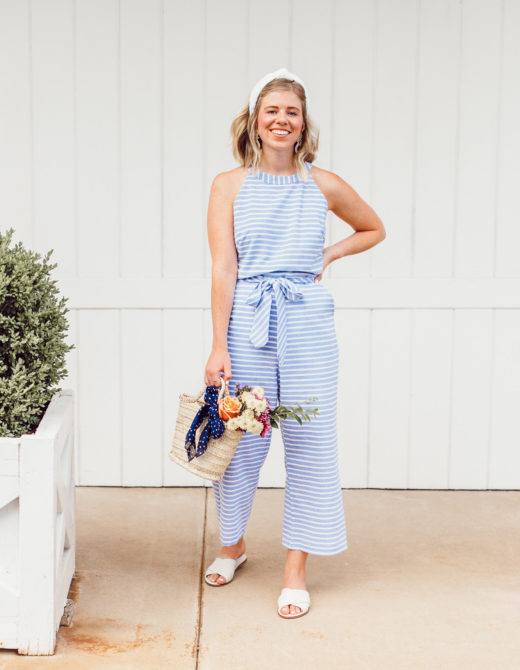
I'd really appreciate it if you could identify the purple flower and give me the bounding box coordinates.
[258,409,271,438]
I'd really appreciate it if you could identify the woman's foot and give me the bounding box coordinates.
[206,537,246,585]
[280,549,308,616]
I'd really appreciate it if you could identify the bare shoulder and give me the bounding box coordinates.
[309,164,358,212]
[211,166,249,206]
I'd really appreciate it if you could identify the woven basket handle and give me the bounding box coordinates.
[196,377,230,403]
[218,377,231,403]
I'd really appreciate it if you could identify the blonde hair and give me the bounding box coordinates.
[229,78,319,182]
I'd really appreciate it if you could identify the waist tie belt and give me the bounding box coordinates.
[237,271,316,365]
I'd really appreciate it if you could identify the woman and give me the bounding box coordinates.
[203,67,385,618]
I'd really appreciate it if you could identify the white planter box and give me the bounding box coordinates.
[0,389,75,655]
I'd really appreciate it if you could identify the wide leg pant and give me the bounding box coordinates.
[212,271,348,556]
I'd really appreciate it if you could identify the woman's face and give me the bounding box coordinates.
[256,90,305,152]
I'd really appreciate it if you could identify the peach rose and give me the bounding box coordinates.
[218,395,242,420]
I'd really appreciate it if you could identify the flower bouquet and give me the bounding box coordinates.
[169,378,319,482]
[219,383,319,438]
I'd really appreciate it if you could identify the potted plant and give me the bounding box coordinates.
[0,227,76,655]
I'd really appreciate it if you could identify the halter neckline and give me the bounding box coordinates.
[249,161,311,184]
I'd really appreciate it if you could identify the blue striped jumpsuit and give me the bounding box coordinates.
[211,160,348,556]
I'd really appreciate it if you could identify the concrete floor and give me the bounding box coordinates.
[1,487,519,669]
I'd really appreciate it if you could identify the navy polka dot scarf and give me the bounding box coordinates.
[185,385,225,461]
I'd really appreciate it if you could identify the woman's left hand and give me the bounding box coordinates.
[314,247,335,282]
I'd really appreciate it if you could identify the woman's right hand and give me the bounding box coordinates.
[204,347,232,388]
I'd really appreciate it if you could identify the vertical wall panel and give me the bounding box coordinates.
[496,0,520,277]
[121,310,163,485]
[120,0,162,278]
[455,0,502,277]
[0,0,32,246]
[371,0,417,278]
[163,0,206,279]
[76,0,119,279]
[31,0,76,275]
[489,310,520,488]
[249,0,290,76]
[331,0,375,279]
[77,310,121,484]
[450,310,494,488]
[409,310,452,488]
[414,0,459,278]
[369,310,412,486]
[336,309,371,488]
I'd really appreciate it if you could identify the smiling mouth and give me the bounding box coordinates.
[270,129,290,136]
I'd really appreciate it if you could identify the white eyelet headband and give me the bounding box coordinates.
[249,66,308,116]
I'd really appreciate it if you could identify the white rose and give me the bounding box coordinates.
[252,386,264,399]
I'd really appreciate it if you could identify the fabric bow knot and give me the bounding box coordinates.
[245,277,304,365]
[185,386,225,461]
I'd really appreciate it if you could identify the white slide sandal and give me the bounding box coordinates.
[204,553,247,586]
[277,587,311,619]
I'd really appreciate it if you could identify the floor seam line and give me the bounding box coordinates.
[194,486,208,669]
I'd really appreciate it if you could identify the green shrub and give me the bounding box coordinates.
[0,227,75,437]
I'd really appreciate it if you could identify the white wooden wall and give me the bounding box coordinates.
[1,0,519,489]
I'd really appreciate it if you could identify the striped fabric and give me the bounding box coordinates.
[243,273,307,365]
[234,161,327,279]
[211,162,348,556]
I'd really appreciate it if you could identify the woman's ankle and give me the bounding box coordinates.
[219,537,245,557]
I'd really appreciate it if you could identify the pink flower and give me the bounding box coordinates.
[258,409,271,438]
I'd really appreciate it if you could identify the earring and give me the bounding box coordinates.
[257,133,262,149]
[294,134,303,153]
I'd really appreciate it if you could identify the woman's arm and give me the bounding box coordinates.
[204,172,238,386]
[311,167,386,278]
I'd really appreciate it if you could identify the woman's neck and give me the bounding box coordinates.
[258,152,297,176]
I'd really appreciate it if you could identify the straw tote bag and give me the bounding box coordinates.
[169,378,244,481]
